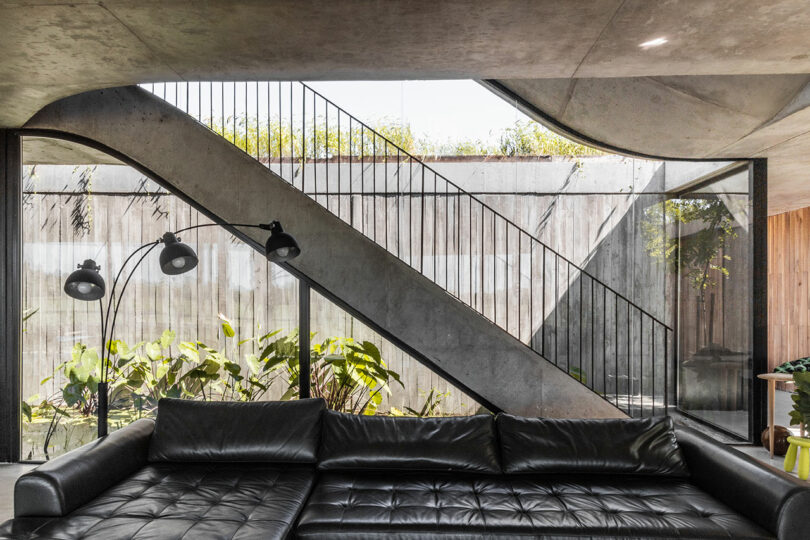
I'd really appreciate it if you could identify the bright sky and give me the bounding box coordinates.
[145,79,539,148]
[305,80,534,147]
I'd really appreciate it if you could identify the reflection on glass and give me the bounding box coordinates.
[674,171,751,437]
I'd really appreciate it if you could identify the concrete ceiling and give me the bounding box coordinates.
[3,0,810,213]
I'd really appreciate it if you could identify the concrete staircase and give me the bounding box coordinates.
[24,86,624,418]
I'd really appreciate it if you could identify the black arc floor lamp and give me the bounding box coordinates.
[63,220,300,437]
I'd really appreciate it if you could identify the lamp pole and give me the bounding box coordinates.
[64,220,300,437]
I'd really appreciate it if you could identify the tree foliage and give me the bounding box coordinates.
[212,116,603,158]
[641,198,737,293]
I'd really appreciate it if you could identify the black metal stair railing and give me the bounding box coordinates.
[143,81,673,417]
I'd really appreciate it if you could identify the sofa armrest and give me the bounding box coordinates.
[675,424,810,540]
[14,418,155,517]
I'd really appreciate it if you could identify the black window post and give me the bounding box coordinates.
[0,130,22,463]
[298,280,311,399]
[751,158,768,442]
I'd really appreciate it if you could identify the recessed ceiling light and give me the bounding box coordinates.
[639,37,668,48]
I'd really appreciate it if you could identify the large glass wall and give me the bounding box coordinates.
[673,168,752,438]
[21,138,476,461]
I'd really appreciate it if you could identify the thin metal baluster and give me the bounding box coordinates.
[233,81,236,149]
[348,119,352,227]
[209,82,213,129]
[566,261,574,371]
[421,167,425,275]
[518,232,521,341]
[640,310,644,417]
[664,328,669,413]
[456,189,460,297]
[359,123,363,233]
[252,81,256,159]
[603,286,607,399]
[289,82,294,183]
[579,271,583,382]
[220,82,224,139]
[337,109,341,217]
[302,84,306,194]
[591,278,595,390]
[373,134,377,244]
[627,302,631,415]
[278,82,282,176]
[313,92,317,204]
[338,118,354,226]
[397,148,401,258]
[555,255,559,366]
[410,158,414,268]
[446,180,450,291]
[650,321,655,416]
[492,212,496,322]
[506,225,510,334]
[436,173,439,282]
[539,245,544,356]
[469,195,473,307]
[480,202,484,314]
[266,83,271,169]
[325,102,330,212]
[385,142,389,251]
[615,295,619,407]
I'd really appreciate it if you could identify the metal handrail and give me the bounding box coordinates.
[144,80,673,417]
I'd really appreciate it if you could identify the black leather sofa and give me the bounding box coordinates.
[1,398,808,539]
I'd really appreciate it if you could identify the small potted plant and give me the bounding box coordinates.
[789,372,810,435]
[785,372,810,479]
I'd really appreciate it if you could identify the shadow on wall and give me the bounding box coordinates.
[531,164,670,415]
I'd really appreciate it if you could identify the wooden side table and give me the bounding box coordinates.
[758,373,797,458]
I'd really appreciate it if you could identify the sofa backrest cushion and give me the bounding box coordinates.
[497,414,689,476]
[148,398,326,463]
[318,410,501,473]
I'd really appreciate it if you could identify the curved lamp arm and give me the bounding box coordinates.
[100,221,285,381]
[66,218,299,437]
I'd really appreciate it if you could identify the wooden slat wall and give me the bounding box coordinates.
[768,206,810,372]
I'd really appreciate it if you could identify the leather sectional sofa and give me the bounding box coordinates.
[1,398,808,539]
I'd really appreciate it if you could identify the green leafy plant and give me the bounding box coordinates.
[641,198,738,346]
[790,372,810,433]
[271,336,403,415]
[24,316,406,446]
[390,387,452,417]
[211,116,602,159]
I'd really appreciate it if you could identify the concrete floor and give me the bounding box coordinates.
[0,464,34,523]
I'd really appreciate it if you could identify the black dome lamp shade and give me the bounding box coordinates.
[64,259,106,301]
[159,232,199,275]
[264,221,301,262]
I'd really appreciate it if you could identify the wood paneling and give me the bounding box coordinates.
[768,206,810,372]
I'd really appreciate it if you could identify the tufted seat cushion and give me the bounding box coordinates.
[296,473,773,539]
[3,463,315,540]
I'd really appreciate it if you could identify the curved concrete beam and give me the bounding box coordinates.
[490,74,810,214]
[24,86,625,419]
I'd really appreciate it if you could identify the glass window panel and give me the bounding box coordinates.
[310,289,481,416]
[21,143,298,460]
[674,168,752,438]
